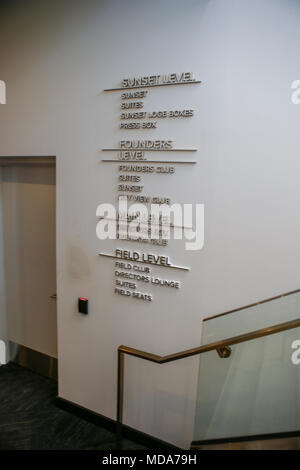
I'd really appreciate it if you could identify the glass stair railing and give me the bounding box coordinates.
[192,289,300,447]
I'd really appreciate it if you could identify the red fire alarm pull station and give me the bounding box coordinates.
[78,298,88,315]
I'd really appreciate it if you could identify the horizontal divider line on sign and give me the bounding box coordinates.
[103,80,202,92]
[101,159,197,164]
[97,217,193,230]
[101,148,198,152]
[98,252,190,271]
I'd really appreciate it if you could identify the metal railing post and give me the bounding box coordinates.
[116,349,124,448]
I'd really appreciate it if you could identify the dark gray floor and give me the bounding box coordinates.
[0,362,147,450]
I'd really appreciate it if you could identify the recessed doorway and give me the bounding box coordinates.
[0,157,57,378]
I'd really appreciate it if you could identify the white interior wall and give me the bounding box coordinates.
[0,0,299,448]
